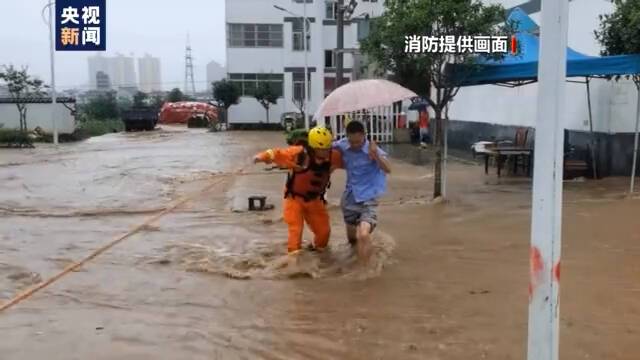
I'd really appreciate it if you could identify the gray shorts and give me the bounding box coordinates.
[340,191,378,229]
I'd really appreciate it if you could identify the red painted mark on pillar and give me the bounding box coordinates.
[553,261,561,282]
[529,246,544,301]
[511,36,517,55]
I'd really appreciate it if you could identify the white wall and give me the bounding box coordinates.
[229,97,287,124]
[0,103,76,134]
[610,80,640,134]
[450,0,638,134]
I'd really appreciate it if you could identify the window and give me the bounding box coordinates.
[292,19,310,51]
[325,2,337,19]
[324,77,335,97]
[293,71,311,102]
[324,76,350,97]
[227,23,283,48]
[228,73,284,97]
[324,50,334,68]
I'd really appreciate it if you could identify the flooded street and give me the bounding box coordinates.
[1,127,640,359]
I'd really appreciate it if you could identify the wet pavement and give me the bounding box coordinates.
[1,126,640,359]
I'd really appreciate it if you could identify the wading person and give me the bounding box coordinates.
[333,120,391,265]
[253,127,343,265]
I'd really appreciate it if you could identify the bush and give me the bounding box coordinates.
[78,118,123,137]
[36,129,90,143]
[0,129,33,147]
[34,118,123,143]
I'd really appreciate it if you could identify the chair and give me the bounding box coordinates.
[563,129,590,179]
[510,128,531,175]
[515,128,529,147]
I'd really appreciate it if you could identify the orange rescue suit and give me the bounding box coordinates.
[256,145,343,253]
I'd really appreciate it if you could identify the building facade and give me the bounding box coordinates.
[87,53,111,89]
[224,0,385,125]
[87,53,138,90]
[138,54,162,93]
[96,71,111,90]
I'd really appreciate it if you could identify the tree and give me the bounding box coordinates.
[150,95,165,111]
[133,91,149,107]
[116,96,132,114]
[254,82,278,124]
[361,0,512,199]
[83,92,119,120]
[595,0,640,88]
[166,88,186,103]
[212,79,241,125]
[0,65,47,134]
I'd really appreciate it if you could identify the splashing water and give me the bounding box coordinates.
[145,231,396,281]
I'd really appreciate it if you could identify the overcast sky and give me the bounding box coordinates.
[0,0,226,91]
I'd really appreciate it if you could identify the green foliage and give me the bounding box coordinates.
[0,128,33,147]
[254,82,278,109]
[595,0,640,86]
[360,0,512,198]
[166,88,186,103]
[150,95,165,110]
[81,92,119,120]
[361,0,511,105]
[254,82,279,123]
[133,91,149,107]
[78,118,123,137]
[212,79,241,110]
[286,128,308,145]
[116,96,133,113]
[0,65,47,133]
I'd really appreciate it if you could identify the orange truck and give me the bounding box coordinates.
[158,101,218,127]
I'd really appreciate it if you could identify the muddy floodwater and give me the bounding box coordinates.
[1,126,640,359]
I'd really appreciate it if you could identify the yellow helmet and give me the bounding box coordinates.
[307,126,333,149]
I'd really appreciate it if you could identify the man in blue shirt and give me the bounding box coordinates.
[334,120,391,265]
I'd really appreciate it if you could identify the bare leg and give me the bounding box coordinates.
[356,222,373,266]
[346,224,358,246]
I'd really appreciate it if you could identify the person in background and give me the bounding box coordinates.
[333,120,391,265]
[419,108,430,144]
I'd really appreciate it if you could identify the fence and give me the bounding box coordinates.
[328,105,409,143]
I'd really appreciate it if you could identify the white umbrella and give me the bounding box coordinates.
[313,79,418,120]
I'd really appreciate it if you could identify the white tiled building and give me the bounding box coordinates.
[224,0,385,125]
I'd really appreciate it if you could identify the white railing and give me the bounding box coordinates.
[329,105,408,143]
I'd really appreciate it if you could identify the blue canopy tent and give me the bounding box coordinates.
[447,31,640,87]
[445,8,640,187]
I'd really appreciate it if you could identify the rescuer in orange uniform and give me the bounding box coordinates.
[253,127,343,258]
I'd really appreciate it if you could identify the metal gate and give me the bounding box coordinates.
[328,106,409,143]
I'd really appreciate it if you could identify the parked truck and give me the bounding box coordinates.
[121,106,159,132]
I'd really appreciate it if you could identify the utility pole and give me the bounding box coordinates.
[47,1,58,145]
[527,0,569,359]
[303,0,309,130]
[335,0,345,88]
